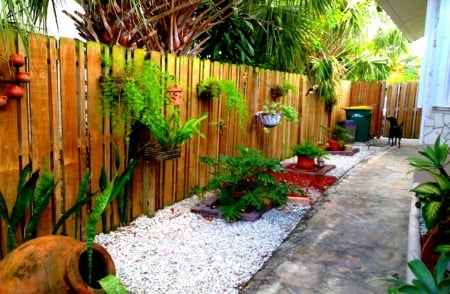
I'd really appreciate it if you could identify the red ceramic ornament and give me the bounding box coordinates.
[7,85,24,99]
[9,54,25,67]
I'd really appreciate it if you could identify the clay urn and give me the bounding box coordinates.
[9,54,25,67]
[6,85,24,99]
[0,235,116,294]
[15,71,31,83]
[0,95,7,107]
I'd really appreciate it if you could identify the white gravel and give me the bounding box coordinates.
[95,142,389,294]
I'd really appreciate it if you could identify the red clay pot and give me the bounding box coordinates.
[167,84,183,106]
[296,155,316,170]
[6,85,24,99]
[0,235,116,294]
[15,71,31,83]
[0,95,7,107]
[328,139,341,151]
[9,54,25,67]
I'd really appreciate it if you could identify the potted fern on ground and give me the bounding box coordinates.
[193,146,302,222]
[291,141,329,170]
[101,59,208,160]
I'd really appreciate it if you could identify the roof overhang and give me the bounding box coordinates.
[376,0,426,42]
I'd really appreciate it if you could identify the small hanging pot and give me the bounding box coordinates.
[0,95,7,107]
[9,54,25,67]
[167,84,183,106]
[7,85,24,99]
[15,71,31,83]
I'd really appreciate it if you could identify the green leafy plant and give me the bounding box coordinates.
[385,253,450,294]
[101,59,208,150]
[189,185,206,202]
[52,169,95,237]
[98,274,128,294]
[0,162,58,252]
[145,111,208,149]
[291,141,329,159]
[24,162,60,241]
[86,151,141,285]
[257,101,299,133]
[332,125,354,147]
[321,124,354,148]
[269,81,297,99]
[407,136,450,260]
[200,146,302,222]
[197,77,248,125]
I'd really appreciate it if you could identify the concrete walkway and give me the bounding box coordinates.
[241,140,422,294]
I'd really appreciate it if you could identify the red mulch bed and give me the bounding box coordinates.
[270,170,337,205]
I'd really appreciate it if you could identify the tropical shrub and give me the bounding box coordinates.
[385,253,450,294]
[200,146,302,222]
[408,136,450,269]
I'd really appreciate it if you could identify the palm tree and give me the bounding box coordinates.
[64,0,238,56]
[0,0,56,45]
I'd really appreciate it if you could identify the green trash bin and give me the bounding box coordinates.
[344,106,372,142]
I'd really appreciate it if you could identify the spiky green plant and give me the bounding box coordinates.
[24,163,59,240]
[0,163,39,252]
[87,155,140,285]
[52,169,94,236]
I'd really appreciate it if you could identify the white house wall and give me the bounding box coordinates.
[418,0,450,145]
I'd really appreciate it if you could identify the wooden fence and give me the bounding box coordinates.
[0,33,386,257]
[381,82,421,139]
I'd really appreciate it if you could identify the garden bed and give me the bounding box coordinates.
[190,197,272,221]
[326,147,360,156]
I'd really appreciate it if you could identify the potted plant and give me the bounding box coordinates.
[321,125,354,151]
[408,136,450,271]
[255,101,298,133]
[196,146,302,222]
[101,59,208,160]
[269,81,296,99]
[197,77,247,125]
[291,141,329,170]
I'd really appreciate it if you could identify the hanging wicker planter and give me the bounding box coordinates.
[143,143,182,161]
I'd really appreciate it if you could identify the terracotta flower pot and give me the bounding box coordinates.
[328,139,341,151]
[9,54,25,67]
[0,95,7,107]
[6,85,24,99]
[15,71,31,83]
[167,84,183,106]
[0,235,116,293]
[296,155,316,170]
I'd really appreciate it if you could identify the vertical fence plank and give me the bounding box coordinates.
[59,38,82,238]
[0,34,23,256]
[28,35,54,236]
[186,56,201,194]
